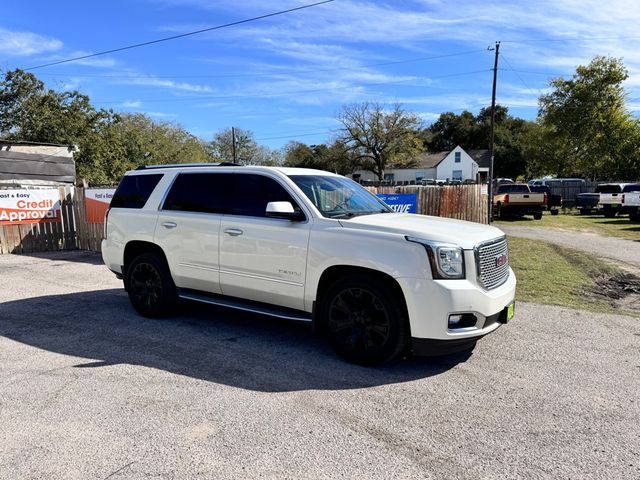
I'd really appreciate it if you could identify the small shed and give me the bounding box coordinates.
[0,140,76,188]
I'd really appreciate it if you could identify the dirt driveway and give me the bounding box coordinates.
[1,251,639,479]
[498,224,640,271]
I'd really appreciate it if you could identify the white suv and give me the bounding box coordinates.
[102,164,516,364]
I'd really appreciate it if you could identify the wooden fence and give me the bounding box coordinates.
[1,184,488,255]
[369,184,488,224]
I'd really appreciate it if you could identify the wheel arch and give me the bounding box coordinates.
[123,240,169,277]
[312,265,409,333]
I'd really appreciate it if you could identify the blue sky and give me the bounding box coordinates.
[2,0,640,150]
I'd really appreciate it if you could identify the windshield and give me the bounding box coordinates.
[289,175,392,218]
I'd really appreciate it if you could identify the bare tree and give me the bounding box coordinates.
[337,102,423,181]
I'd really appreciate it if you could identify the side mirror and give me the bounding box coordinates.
[265,201,305,221]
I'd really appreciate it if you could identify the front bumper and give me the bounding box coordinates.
[397,266,516,344]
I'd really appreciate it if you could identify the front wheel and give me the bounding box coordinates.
[320,275,409,365]
[550,209,559,216]
[126,253,177,317]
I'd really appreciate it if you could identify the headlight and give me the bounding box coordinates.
[406,237,466,279]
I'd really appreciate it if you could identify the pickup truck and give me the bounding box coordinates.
[597,183,640,217]
[622,191,640,221]
[529,185,561,215]
[493,183,546,220]
[576,193,600,215]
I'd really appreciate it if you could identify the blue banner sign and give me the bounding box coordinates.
[377,193,417,214]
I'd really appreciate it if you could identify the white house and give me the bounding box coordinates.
[352,146,490,184]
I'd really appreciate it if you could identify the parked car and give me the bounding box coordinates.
[597,183,640,217]
[529,185,561,215]
[575,192,600,215]
[102,164,516,365]
[622,190,640,221]
[493,183,546,220]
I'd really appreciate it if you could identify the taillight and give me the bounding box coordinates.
[621,194,625,204]
[103,208,110,238]
[543,193,548,205]
[504,194,509,204]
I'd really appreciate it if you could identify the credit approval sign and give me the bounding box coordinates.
[0,189,62,225]
[85,188,116,223]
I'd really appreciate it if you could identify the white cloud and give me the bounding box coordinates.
[0,27,63,56]
[124,76,214,93]
[122,100,143,108]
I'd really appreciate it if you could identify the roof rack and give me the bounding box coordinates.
[135,162,241,170]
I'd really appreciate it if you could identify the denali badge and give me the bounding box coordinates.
[495,254,508,267]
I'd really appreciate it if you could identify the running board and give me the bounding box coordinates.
[177,289,312,322]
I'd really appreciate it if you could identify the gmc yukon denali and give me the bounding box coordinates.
[102,164,516,365]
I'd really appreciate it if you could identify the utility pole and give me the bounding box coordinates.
[487,41,500,224]
[231,127,237,163]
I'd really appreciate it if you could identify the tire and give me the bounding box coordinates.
[533,212,543,220]
[604,210,617,218]
[579,209,591,215]
[125,253,177,318]
[495,203,503,220]
[320,274,409,365]
[630,211,640,222]
[550,209,559,216]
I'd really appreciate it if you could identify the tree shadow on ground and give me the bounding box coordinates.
[1,289,472,393]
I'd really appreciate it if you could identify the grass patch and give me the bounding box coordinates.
[508,236,639,315]
[496,211,640,241]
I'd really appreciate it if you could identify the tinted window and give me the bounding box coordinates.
[111,174,163,209]
[163,173,232,214]
[596,185,622,194]
[622,184,640,193]
[231,174,299,218]
[497,184,530,194]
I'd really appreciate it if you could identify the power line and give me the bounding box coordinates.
[35,49,487,80]
[24,0,335,71]
[94,69,491,105]
[501,35,640,44]
[500,54,534,92]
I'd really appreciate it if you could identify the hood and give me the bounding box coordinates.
[339,213,505,249]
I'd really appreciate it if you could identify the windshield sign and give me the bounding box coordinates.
[289,175,392,218]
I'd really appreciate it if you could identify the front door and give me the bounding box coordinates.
[219,173,311,311]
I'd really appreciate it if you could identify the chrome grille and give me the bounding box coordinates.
[475,237,509,290]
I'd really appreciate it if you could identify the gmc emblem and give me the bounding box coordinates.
[495,254,508,267]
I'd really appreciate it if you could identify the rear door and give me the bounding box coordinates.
[154,172,232,294]
[219,173,311,311]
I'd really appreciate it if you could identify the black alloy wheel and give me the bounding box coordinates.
[126,253,177,317]
[323,275,408,365]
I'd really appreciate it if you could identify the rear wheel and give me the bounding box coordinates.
[579,209,591,215]
[321,275,409,365]
[126,253,177,317]
[604,210,617,218]
[533,212,543,220]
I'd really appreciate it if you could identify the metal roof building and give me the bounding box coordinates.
[0,141,76,188]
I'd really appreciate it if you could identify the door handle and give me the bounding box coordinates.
[224,228,243,236]
[161,222,177,229]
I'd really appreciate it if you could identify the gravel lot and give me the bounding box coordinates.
[1,251,639,479]
[499,225,640,271]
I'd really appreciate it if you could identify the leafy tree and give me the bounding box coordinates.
[424,105,536,179]
[283,140,355,174]
[0,68,214,185]
[538,56,640,180]
[337,102,423,181]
